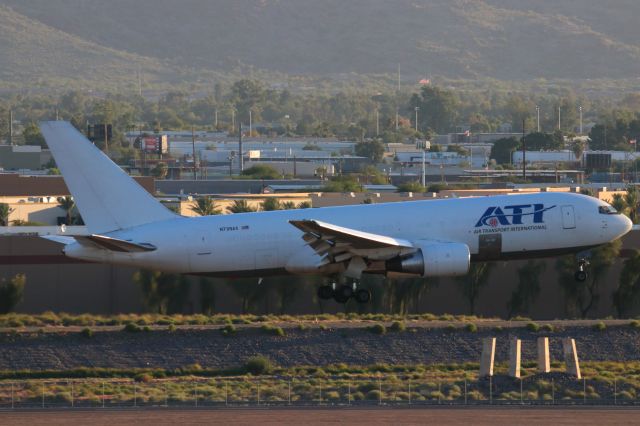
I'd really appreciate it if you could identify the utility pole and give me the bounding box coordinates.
[8,109,13,145]
[579,106,583,135]
[395,108,399,131]
[397,63,401,92]
[214,109,218,129]
[522,119,526,180]
[104,123,109,154]
[536,106,540,133]
[376,109,380,137]
[421,149,426,187]
[238,122,244,172]
[231,109,235,130]
[415,107,420,133]
[249,110,252,137]
[558,105,561,131]
[192,126,197,180]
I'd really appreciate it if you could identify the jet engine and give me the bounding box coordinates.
[385,241,470,277]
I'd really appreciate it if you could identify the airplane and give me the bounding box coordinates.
[39,121,632,304]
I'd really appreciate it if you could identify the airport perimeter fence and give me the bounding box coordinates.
[0,375,639,409]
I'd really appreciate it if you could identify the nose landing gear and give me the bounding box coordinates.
[574,258,590,282]
[317,281,371,304]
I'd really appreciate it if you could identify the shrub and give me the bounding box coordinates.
[134,373,153,383]
[526,322,540,332]
[143,326,151,332]
[244,356,273,375]
[465,323,478,333]
[541,324,555,332]
[123,322,141,333]
[221,324,237,336]
[167,324,177,332]
[80,327,93,338]
[389,321,406,332]
[445,324,456,332]
[593,322,606,331]
[368,324,386,335]
[261,325,285,337]
[630,320,640,329]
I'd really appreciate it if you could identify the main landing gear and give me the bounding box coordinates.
[317,282,371,304]
[574,258,590,282]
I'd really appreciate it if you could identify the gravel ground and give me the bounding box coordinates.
[1,322,640,371]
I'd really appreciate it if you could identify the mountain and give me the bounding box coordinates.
[1,0,640,89]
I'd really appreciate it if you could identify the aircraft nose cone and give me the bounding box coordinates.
[617,214,633,237]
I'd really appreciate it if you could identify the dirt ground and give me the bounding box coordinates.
[2,407,640,426]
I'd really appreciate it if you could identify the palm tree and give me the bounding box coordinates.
[624,186,639,223]
[613,249,640,317]
[507,260,546,318]
[0,203,14,226]
[456,262,494,315]
[57,196,75,225]
[281,201,296,210]
[227,200,256,214]
[261,198,281,211]
[190,197,220,216]
[610,193,627,215]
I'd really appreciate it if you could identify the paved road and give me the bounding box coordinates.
[2,407,640,426]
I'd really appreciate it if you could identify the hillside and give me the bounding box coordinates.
[1,0,640,89]
[5,0,640,79]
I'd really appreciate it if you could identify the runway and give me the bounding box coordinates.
[2,407,640,426]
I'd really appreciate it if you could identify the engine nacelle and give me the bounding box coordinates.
[385,241,470,277]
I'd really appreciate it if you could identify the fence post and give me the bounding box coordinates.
[71,382,74,408]
[11,382,14,409]
[438,381,441,405]
[288,378,291,405]
[225,380,228,406]
[42,382,45,408]
[378,377,382,406]
[614,378,617,405]
[408,377,411,405]
[194,380,198,408]
[489,376,492,405]
[348,381,351,406]
[134,382,137,408]
[520,378,523,405]
[583,378,586,405]
[551,378,555,405]
[464,377,467,405]
[257,380,260,406]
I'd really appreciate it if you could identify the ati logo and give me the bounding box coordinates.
[475,204,556,228]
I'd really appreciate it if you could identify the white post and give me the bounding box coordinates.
[422,150,426,187]
[563,338,582,379]
[509,338,522,378]
[537,337,551,373]
[479,337,496,377]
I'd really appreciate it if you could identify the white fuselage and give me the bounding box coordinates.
[63,192,632,277]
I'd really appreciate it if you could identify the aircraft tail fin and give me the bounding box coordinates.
[40,121,177,234]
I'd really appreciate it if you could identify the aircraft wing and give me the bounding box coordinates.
[41,234,156,253]
[289,219,413,262]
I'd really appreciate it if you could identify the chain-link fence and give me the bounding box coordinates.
[0,375,638,409]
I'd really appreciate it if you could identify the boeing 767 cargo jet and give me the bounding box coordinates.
[39,122,632,303]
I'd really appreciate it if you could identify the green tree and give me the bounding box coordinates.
[323,176,363,192]
[241,165,281,179]
[354,139,385,162]
[413,86,459,134]
[261,198,281,211]
[199,278,216,315]
[624,186,639,224]
[151,162,169,179]
[556,240,621,318]
[613,249,640,317]
[227,200,256,213]
[22,122,46,147]
[507,261,546,318]
[522,132,564,151]
[570,139,586,160]
[0,274,25,314]
[134,270,190,314]
[490,137,521,165]
[396,181,426,193]
[57,196,76,225]
[191,197,220,216]
[0,203,14,226]
[456,263,493,315]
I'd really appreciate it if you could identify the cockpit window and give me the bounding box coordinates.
[599,205,619,215]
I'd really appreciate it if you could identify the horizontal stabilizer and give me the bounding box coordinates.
[41,234,156,253]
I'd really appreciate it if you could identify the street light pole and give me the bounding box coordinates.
[415,107,420,133]
[376,109,380,137]
[536,106,540,133]
[558,105,561,131]
[249,110,252,137]
[579,106,583,135]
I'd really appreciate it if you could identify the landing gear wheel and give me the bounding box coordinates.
[574,270,588,282]
[318,285,335,300]
[334,284,353,303]
[354,288,372,304]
